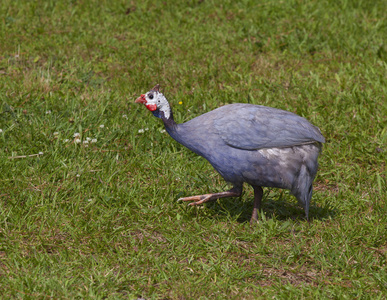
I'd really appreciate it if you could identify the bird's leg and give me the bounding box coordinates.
[178,186,242,206]
[250,186,263,224]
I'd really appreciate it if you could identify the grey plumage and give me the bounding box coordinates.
[135,85,325,222]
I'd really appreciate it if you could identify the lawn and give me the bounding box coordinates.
[0,0,386,298]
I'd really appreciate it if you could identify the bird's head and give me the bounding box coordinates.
[135,84,171,119]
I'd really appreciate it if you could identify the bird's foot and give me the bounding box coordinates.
[250,208,259,225]
[178,189,242,206]
[249,186,263,225]
[177,194,213,206]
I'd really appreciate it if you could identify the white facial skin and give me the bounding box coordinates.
[145,91,171,119]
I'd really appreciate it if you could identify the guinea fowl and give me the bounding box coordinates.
[135,84,325,222]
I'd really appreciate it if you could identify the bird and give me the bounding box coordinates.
[135,84,325,223]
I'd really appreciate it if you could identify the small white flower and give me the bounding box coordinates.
[63,139,69,143]
[0,129,3,133]
[73,132,80,138]
[86,137,91,141]
[76,174,80,177]
[145,128,149,131]
[88,199,93,202]
[91,138,97,143]
[75,138,81,144]
[99,124,104,128]
[39,152,43,155]
[159,129,166,133]
[122,114,128,119]
[138,129,144,133]
[53,132,59,136]
[83,140,89,144]
[46,110,51,114]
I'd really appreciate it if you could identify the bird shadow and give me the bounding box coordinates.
[194,192,337,224]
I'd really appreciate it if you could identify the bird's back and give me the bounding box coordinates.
[214,104,324,149]
[171,103,324,152]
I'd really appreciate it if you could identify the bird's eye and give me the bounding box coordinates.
[149,94,154,99]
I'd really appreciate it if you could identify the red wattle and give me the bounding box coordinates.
[146,104,157,111]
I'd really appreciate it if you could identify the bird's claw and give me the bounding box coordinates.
[177,197,200,202]
[187,201,202,206]
[177,195,212,206]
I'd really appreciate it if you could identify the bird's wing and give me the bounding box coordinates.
[213,104,325,150]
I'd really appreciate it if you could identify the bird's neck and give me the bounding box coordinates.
[162,110,177,130]
[152,105,178,131]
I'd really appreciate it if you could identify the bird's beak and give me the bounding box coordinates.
[135,94,157,111]
[135,94,147,104]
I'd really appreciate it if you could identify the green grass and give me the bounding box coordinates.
[0,0,386,298]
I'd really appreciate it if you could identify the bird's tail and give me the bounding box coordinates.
[292,164,315,220]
